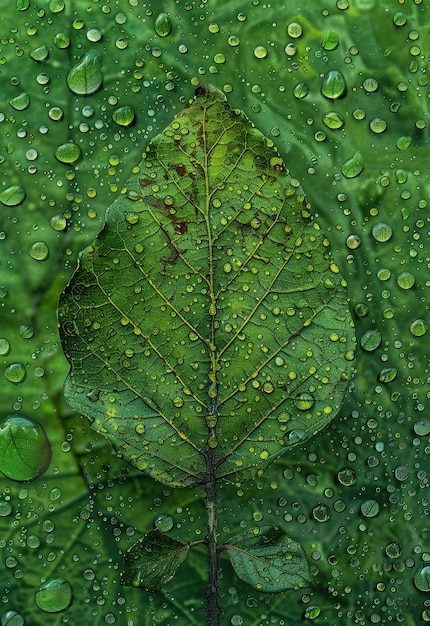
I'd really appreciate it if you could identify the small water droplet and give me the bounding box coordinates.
[410,319,427,337]
[34,578,73,612]
[67,49,103,95]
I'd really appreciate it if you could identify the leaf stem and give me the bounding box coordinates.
[205,453,220,626]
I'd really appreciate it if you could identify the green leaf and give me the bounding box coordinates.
[58,84,355,488]
[224,525,313,593]
[121,529,191,592]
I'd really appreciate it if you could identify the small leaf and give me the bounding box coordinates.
[224,525,313,593]
[121,529,191,592]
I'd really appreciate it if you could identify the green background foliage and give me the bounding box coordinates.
[0,0,428,624]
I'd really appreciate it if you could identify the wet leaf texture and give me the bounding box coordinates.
[58,84,355,488]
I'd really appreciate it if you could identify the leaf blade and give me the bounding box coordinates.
[225,525,313,593]
[121,529,191,592]
[58,84,355,487]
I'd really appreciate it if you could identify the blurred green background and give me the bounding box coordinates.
[0,0,429,624]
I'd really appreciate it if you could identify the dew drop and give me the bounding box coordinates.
[154,514,174,532]
[55,142,81,164]
[0,414,51,481]
[360,329,382,352]
[304,605,322,619]
[30,46,49,61]
[369,118,387,133]
[112,106,135,127]
[4,363,26,384]
[293,82,309,99]
[337,467,357,486]
[253,46,268,59]
[321,70,346,99]
[410,319,427,337]
[322,111,344,129]
[0,338,10,356]
[0,611,25,626]
[378,367,397,383]
[34,578,72,612]
[385,542,402,558]
[321,30,339,50]
[414,566,430,592]
[0,185,26,207]
[396,271,415,289]
[154,13,172,37]
[360,499,379,517]
[414,419,430,436]
[372,222,392,242]
[67,49,103,95]
[8,92,30,111]
[294,393,315,411]
[287,22,303,38]
[50,213,67,231]
[341,151,364,178]
[29,241,49,261]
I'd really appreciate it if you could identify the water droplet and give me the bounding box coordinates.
[293,82,309,99]
[50,213,67,231]
[29,241,49,261]
[19,325,34,339]
[112,106,135,127]
[86,28,102,42]
[294,393,315,411]
[0,185,26,207]
[372,222,392,242]
[360,499,379,518]
[410,319,427,337]
[394,465,409,481]
[414,419,430,436]
[254,46,268,59]
[67,49,103,95]
[0,414,51,481]
[0,338,10,356]
[30,46,49,61]
[304,605,322,619]
[154,13,172,37]
[369,118,387,133]
[337,467,357,486]
[53,32,70,48]
[55,142,81,164]
[154,514,174,532]
[4,363,26,384]
[396,136,412,150]
[360,329,382,352]
[393,11,407,27]
[34,578,72,612]
[0,611,24,626]
[8,92,30,111]
[321,70,346,99]
[341,151,364,178]
[228,36,240,47]
[396,271,415,289]
[414,566,430,592]
[363,77,378,92]
[346,234,361,249]
[385,542,402,558]
[312,504,330,522]
[321,30,339,50]
[322,111,344,130]
[378,367,397,383]
[287,22,303,38]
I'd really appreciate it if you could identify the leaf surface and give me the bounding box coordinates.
[122,529,191,592]
[225,525,313,593]
[58,84,355,487]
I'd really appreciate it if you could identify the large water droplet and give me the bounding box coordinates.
[0,610,24,626]
[321,70,346,99]
[55,142,81,164]
[4,363,26,383]
[8,92,30,111]
[112,105,135,127]
[414,566,430,592]
[0,414,51,481]
[154,13,172,37]
[341,151,364,178]
[0,185,26,207]
[29,241,49,261]
[360,329,382,352]
[67,49,103,95]
[34,578,73,612]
